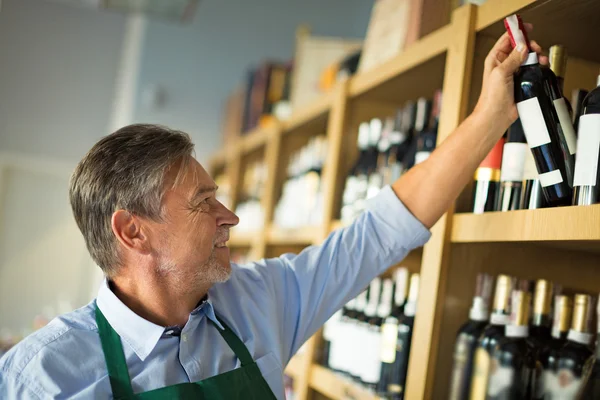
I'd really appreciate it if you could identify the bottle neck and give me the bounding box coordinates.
[522,52,539,66]
[490,312,510,326]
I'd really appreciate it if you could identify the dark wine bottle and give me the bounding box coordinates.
[529,279,554,350]
[545,45,577,167]
[505,15,574,206]
[549,295,596,398]
[520,149,545,209]
[573,73,600,206]
[377,278,397,394]
[387,273,420,400]
[362,278,383,388]
[341,123,370,225]
[380,269,409,396]
[473,138,505,214]
[448,274,494,400]
[580,294,600,399]
[347,290,368,380]
[487,289,539,399]
[470,275,514,400]
[401,102,418,170]
[498,119,527,211]
[572,89,589,133]
[413,97,433,166]
[388,109,413,183]
[415,91,442,165]
[539,295,573,399]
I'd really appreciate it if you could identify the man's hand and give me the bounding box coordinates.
[474,25,548,133]
[392,28,548,228]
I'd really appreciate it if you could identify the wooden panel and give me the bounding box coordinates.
[476,0,600,63]
[405,5,477,400]
[207,148,227,176]
[240,125,274,154]
[309,365,383,400]
[432,242,600,397]
[228,230,256,247]
[452,205,600,246]
[349,24,450,99]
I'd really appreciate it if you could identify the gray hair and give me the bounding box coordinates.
[69,124,194,277]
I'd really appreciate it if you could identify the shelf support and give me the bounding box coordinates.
[405,4,477,399]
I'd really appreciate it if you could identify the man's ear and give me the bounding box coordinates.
[111,210,149,254]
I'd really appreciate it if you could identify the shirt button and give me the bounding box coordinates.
[182,334,188,342]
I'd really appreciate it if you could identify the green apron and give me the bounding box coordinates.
[95,307,278,400]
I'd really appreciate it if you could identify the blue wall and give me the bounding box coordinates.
[133,0,373,164]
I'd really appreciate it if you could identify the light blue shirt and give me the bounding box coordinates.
[0,186,430,399]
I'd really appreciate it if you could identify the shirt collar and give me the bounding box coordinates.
[96,280,223,361]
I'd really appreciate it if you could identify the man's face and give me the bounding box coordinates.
[146,158,239,289]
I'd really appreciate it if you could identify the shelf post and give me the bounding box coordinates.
[404,4,477,399]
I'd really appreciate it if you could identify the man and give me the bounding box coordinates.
[0,33,544,399]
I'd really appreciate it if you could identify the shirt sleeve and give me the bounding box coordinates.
[252,185,431,365]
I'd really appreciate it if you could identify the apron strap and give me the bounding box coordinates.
[211,316,254,367]
[95,307,136,399]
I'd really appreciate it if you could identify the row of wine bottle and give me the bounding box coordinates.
[340,91,442,225]
[321,268,419,399]
[273,135,328,228]
[449,273,600,399]
[473,15,600,213]
[234,159,267,232]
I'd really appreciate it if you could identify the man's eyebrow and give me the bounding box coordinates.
[191,185,218,202]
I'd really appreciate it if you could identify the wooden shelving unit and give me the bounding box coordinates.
[209,1,600,399]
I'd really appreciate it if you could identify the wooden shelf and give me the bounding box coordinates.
[309,365,382,400]
[240,125,277,155]
[207,148,227,172]
[451,205,600,250]
[475,0,600,63]
[285,354,303,379]
[329,220,345,233]
[266,224,319,246]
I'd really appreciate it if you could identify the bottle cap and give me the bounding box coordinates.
[493,274,513,313]
[533,279,553,316]
[549,45,568,78]
[504,14,531,51]
[552,295,572,337]
[571,294,590,333]
[478,138,505,170]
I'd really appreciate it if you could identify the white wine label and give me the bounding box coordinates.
[490,313,509,325]
[487,364,515,397]
[380,321,398,363]
[470,348,491,400]
[573,114,600,186]
[552,368,583,399]
[538,169,563,188]
[522,149,539,180]
[553,98,577,155]
[415,151,430,165]
[517,98,552,148]
[500,143,527,182]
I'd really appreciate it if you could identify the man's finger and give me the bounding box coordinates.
[498,45,528,75]
[524,23,534,33]
[490,32,512,56]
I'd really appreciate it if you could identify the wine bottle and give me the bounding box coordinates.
[487,288,538,399]
[367,119,385,200]
[377,278,396,394]
[347,290,368,380]
[499,119,527,211]
[521,149,545,209]
[362,278,383,388]
[580,294,600,399]
[539,295,573,399]
[505,15,574,206]
[448,273,494,400]
[470,275,513,400]
[573,72,600,206]
[392,268,410,318]
[529,279,554,350]
[414,97,434,165]
[401,102,418,170]
[545,45,577,167]
[572,89,589,133]
[388,109,412,183]
[415,91,442,165]
[387,273,420,400]
[549,295,596,399]
[341,123,370,225]
[472,137,505,214]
